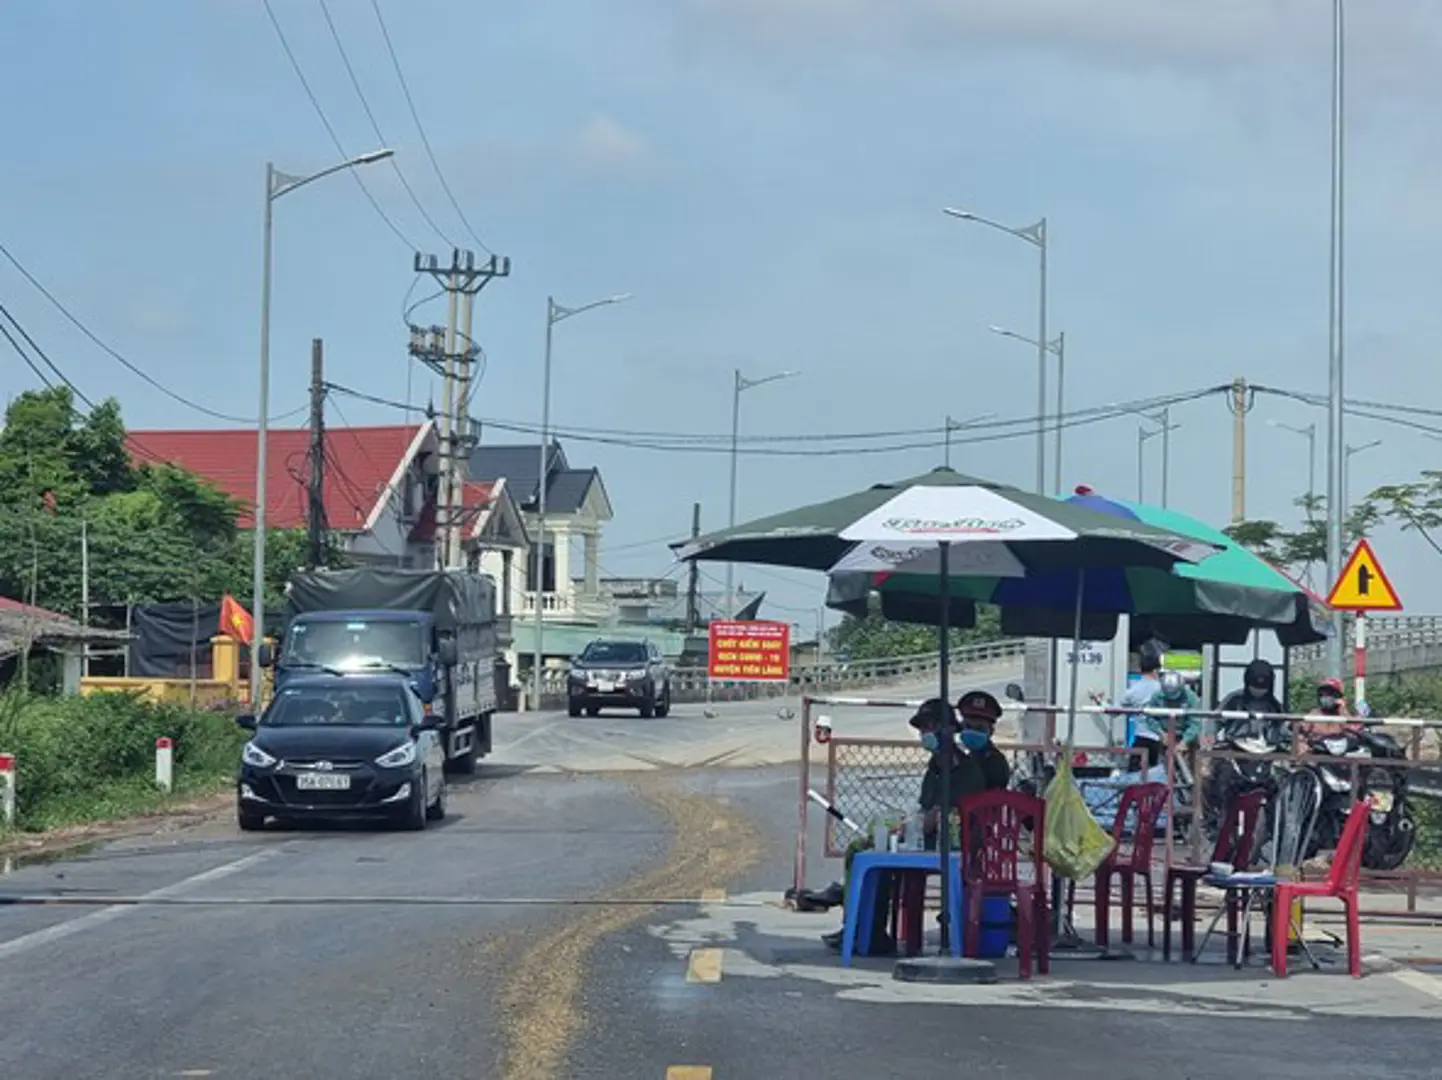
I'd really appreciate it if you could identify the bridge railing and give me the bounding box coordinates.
[533,637,1027,709]
[1291,615,1442,667]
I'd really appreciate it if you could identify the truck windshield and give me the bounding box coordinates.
[282,619,426,671]
[580,642,647,665]
[263,685,412,727]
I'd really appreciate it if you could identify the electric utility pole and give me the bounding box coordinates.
[684,502,702,634]
[1227,376,1251,523]
[306,338,327,569]
[409,250,510,570]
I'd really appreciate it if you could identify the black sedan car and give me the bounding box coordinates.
[567,639,671,718]
[236,673,447,831]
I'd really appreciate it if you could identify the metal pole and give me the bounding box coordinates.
[532,298,555,712]
[1307,424,1317,506]
[1052,333,1065,495]
[944,414,952,469]
[1325,0,1347,679]
[1160,406,1171,509]
[1136,426,1145,501]
[80,518,89,678]
[1035,220,1048,495]
[725,369,741,619]
[250,163,275,707]
[935,541,954,954]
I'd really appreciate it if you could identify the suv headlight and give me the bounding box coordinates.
[375,742,417,768]
[242,741,277,768]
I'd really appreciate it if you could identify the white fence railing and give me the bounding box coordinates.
[534,637,1027,707]
[1291,615,1442,667]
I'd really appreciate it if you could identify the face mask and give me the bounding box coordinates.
[1246,684,1268,699]
[1320,694,1341,712]
[920,731,941,753]
[959,728,990,752]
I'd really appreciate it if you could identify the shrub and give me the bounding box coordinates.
[0,690,244,831]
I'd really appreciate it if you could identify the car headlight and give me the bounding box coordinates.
[242,741,277,768]
[569,669,586,681]
[375,742,417,768]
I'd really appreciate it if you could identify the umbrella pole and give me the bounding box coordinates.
[1066,570,1084,746]
[936,541,953,956]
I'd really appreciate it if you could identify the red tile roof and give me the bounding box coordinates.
[126,425,422,530]
[406,480,497,543]
[0,596,67,621]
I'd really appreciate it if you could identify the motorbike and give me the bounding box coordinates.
[1201,727,1287,851]
[1304,726,1416,871]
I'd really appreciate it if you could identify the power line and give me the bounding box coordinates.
[369,0,492,254]
[0,300,95,408]
[261,0,419,252]
[316,0,456,247]
[0,320,55,393]
[0,239,306,424]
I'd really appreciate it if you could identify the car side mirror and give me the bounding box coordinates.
[1004,683,1025,702]
[236,714,258,731]
[437,637,458,666]
[256,643,274,668]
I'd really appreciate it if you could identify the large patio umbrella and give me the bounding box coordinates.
[828,486,1329,649]
[674,468,1220,956]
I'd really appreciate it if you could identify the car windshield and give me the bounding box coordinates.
[580,642,646,665]
[282,619,425,670]
[262,686,413,727]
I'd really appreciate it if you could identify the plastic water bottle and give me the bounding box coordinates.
[906,811,924,851]
[872,822,888,852]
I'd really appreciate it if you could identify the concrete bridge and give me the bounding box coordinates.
[1290,615,1442,678]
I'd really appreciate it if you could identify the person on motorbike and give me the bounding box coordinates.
[1303,676,1362,740]
[1219,658,1288,746]
[1119,640,1166,769]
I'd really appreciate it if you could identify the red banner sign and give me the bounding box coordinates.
[707,620,790,682]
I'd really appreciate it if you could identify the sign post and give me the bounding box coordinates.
[155,736,174,793]
[0,753,14,827]
[1325,539,1402,712]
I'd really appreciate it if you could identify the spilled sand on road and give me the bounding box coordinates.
[496,775,764,1080]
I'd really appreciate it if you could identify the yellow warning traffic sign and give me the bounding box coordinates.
[1326,539,1403,611]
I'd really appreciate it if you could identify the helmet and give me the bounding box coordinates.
[1319,676,1344,695]
[1318,676,1344,712]
[1158,670,1187,702]
[1243,659,1275,694]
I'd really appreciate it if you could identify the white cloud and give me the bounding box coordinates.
[572,115,652,173]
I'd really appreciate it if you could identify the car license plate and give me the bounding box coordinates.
[1369,790,1395,813]
[597,680,615,693]
[295,772,350,791]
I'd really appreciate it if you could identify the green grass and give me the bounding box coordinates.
[0,690,245,833]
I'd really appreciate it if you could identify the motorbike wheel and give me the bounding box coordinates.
[1363,802,1417,872]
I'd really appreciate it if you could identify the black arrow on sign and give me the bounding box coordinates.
[1357,564,1372,596]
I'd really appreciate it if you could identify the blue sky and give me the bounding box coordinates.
[4,1,1442,625]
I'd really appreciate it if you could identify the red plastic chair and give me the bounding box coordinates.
[959,790,1049,978]
[1270,797,1370,978]
[1069,782,1169,949]
[1163,788,1266,961]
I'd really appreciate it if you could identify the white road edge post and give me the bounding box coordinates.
[0,752,15,826]
[155,737,174,793]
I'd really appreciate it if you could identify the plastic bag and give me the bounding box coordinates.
[1043,756,1116,879]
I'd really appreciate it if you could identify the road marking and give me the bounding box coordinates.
[174,1071,215,1077]
[699,888,727,903]
[686,947,724,983]
[0,849,277,961]
[666,1067,713,1079]
[1386,965,1442,1002]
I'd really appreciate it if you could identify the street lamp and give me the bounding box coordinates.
[943,412,997,470]
[942,207,1048,494]
[1134,412,1182,506]
[1325,0,1347,678]
[250,148,394,705]
[991,325,1065,493]
[1269,420,1318,507]
[727,368,799,618]
[531,292,632,711]
[1342,438,1381,521]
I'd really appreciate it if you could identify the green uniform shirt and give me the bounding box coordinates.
[919,745,1010,811]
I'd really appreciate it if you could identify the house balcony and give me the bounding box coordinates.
[519,590,611,624]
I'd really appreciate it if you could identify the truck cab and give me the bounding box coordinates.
[273,610,441,704]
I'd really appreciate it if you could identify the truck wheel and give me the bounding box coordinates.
[639,694,656,719]
[585,705,600,717]
[656,684,671,718]
[238,806,265,832]
[568,701,582,718]
[426,777,447,821]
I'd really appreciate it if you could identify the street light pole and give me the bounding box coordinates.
[531,292,631,711]
[726,369,799,618]
[943,208,1048,494]
[990,326,1064,493]
[250,148,393,706]
[1342,439,1381,526]
[1326,0,1347,678]
[1271,420,1318,506]
[943,412,997,470]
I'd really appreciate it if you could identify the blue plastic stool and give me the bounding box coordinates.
[841,850,965,966]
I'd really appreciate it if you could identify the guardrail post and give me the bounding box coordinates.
[155,737,174,793]
[795,696,812,900]
[0,753,14,826]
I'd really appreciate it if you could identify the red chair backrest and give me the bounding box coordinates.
[1325,798,1371,892]
[1111,782,1169,870]
[1212,789,1266,870]
[959,790,1046,890]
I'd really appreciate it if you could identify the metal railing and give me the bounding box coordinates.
[1291,614,1442,667]
[533,637,1026,709]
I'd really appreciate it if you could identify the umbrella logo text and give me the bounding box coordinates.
[881,516,1024,536]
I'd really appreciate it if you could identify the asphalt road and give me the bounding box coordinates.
[5,659,1442,1079]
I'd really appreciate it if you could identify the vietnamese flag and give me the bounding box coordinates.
[219,593,255,646]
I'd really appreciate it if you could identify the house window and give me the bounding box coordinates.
[528,543,555,593]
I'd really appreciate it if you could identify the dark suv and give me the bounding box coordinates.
[568,639,671,718]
